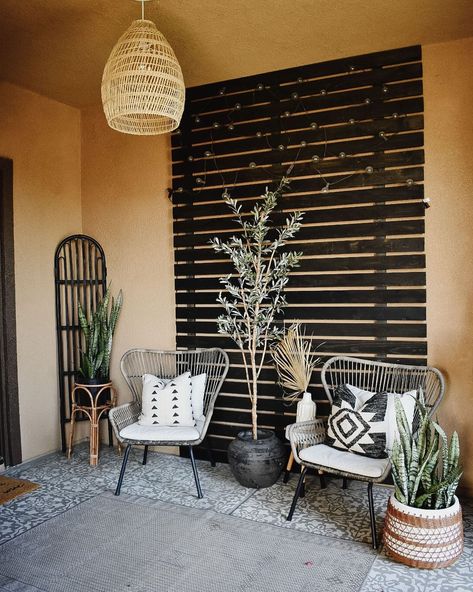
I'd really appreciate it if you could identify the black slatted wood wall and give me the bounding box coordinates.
[171,45,426,462]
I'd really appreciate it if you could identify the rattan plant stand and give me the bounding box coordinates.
[67,381,118,466]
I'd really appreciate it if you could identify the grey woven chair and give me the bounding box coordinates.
[286,356,445,548]
[109,348,229,499]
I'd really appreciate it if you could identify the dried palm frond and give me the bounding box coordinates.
[271,322,320,402]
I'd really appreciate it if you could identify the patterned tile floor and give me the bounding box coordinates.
[1,443,472,591]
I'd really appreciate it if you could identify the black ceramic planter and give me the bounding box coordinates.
[227,429,286,488]
[74,376,110,406]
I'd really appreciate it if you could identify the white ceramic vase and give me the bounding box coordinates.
[296,391,316,422]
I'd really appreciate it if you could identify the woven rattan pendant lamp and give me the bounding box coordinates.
[101,0,185,135]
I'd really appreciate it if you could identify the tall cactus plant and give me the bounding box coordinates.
[390,389,462,509]
[78,287,123,380]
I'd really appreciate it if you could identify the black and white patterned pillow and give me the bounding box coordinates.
[139,371,195,427]
[326,384,388,459]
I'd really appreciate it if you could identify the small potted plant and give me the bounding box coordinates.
[77,287,123,401]
[272,322,320,422]
[210,178,304,488]
[384,390,464,569]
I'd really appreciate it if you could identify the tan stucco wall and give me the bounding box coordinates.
[0,82,82,460]
[80,106,176,399]
[2,38,473,490]
[424,37,473,494]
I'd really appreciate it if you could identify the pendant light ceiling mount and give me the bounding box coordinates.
[101,0,185,136]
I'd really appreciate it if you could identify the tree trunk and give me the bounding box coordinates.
[251,349,258,440]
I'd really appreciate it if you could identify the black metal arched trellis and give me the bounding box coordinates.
[54,235,107,452]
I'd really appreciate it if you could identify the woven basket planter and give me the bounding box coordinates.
[384,494,463,569]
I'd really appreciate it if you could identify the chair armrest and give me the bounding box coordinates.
[287,419,326,465]
[109,401,140,440]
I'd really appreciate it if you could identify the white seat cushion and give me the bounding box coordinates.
[299,444,390,478]
[120,418,205,442]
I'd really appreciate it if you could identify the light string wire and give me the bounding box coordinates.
[171,65,424,207]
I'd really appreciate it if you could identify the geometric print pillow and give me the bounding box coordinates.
[138,371,196,427]
[326,384,388,459]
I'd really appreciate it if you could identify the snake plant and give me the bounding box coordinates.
[390,389,462,509]
[77,287,123,380]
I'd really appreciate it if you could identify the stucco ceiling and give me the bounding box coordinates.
[1,0,473,108]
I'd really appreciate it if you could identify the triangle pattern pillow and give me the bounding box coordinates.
[139,371,195,427]
[326,384,388,459]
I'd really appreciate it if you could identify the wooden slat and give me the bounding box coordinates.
[174,200,424,235]
[218,349,427,368]
[185,46,421,102]
[187,77,423,132]
[175,183,424,221]
[186,96,423,147]
[174,151,424,195]
[176,305,427,321]
[175,237,425,263]
[175,271,425,292]
[173,130,424,177]
[177,320,426,338]
[175,254,425,277]
[171,166,424,205]
[174,218,425,249]
[172,114,424,162]
[176,335,427,356]
[176,288,426,305]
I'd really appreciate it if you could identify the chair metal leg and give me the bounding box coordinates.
[115,444,131,496]
[300,470,306,498]
[142,445,149,465]
[189,446,203,499]
[319,471,327,489]
[108,414,114,447]
[287,467,307,521]
[283,451,294,484]
[342,477,348,489]
[368,482,378,549]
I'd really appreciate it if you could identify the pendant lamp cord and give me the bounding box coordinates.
[141,0,145,20]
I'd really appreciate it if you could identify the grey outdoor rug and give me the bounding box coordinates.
[0,492,376,592]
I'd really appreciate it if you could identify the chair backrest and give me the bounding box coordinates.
[321,356,445,417]
[120,348,229,416]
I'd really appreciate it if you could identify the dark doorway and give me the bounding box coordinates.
[0,157,21,466]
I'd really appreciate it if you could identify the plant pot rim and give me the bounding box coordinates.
[75,378,112,387]
[389,493,461,517]
[236,429,275,442]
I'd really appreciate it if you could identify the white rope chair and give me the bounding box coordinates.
[110,348,229,498]
[286,356,445,548]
